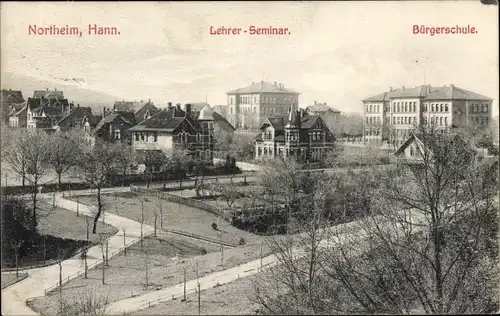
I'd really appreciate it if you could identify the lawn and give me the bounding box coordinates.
[29,235,273,315]
[71,193,265,245]
[36,200,117,243]
[1,272,28,289]
[131,275,261,315]
[1,200,117,270]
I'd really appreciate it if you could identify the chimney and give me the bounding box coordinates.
[148,98,151,102]
[103,106,106,117]
[185,104,192,116]
[77,103,79,108]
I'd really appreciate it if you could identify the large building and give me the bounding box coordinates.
[128,103,215,169]
[362,84,493,147]
[226,81,299,129]
[254,102,336,162]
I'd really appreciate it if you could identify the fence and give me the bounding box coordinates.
[131,185,226,218]
[42,231,154,295]
[161,228,238,248]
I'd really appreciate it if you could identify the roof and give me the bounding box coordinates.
[187,102,209,112]
[134,102,159,123]
[113,100,152,113]
[227,81,298,94]
[394,131,472,157]
[364,85,492,102]
[57,107,93,126]
[197,104,214,120]
[9,102,27,116]
[33,89,64,99]
[39,106,64,117]
[307,104,341,113]
[129,107,195,132]
[93,112,135,134]
[300,115,319,129]
[212,112,236,131]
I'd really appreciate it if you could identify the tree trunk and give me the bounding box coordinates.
[32,186,38,231]
[58,172,62,188]
[92,187,102,234]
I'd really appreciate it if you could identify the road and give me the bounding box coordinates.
[1,191,155,316]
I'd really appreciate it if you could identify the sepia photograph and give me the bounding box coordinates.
[1,1,498,315]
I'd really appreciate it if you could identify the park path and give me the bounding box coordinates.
[1,189,155,316]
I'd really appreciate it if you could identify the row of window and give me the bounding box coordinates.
[135,132,158,142]
[394,103,418,113]
[422,117,448,126]
[391,116,418,125]
[470,104,488,113]
[366,117,381,125]
[423,103,449,113]
[472,116,489,125]
[238,96,296,105]
[134,132,212,143]
[366,104,380,113]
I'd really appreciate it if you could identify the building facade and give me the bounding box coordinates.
[254,102,336,162]
[226,81,299,130]
[362,84,493,147]
[306,101,342,136]
[129,103,215,164]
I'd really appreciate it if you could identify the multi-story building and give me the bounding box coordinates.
[362,84,493,147]
[254,102,336,162]
[226,81,299,129]
[129,103,215,168]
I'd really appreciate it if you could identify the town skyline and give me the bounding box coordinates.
[1,2,498,116]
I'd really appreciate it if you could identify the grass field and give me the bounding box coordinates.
[132,275,261,315]
[71,193,265,245]
[36,200,117,243]
[29,234,273,315]
[1,273,28,289]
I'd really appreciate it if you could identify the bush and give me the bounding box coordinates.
[211,223,218,230]
[200,248,207,255]
[239,237,246,245]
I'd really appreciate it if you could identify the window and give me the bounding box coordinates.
[404,117,408,124]
[366,117,369,123]
[141,133,145,141]
[114,130,121,140]
[254,97,257,103]
[153,132,158,142]
[404,104,408,112]
[425,104,428,112]
[444,117,448,126]
[397,104,400,112]
[440,117,443,126]
[485,117,489,125]
[445,104,449,112]
[135,133,139,141]
[431,104,435,112]
[481,104,485,113]
[485,104,488,112]
[423,117,427,125]
[377,104,380,113]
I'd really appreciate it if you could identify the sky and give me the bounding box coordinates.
[1,1,498,116]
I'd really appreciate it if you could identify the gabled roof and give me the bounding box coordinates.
[129,107,199,132]
[33,89,64,99]
[187,102,209,112]
[197,104,214,120]
[93,112,135,134]
[134,102,159,123]
[364,85,492,102]
[260,117,285,132]
[9,102,27,116]
[306,104,341,113]
[227,81,298,94]
[394,132,472,157]
[38,106,64,117]
[212,112,236,131]
[113,100,152,113]
[300,115,319,129]
[57,107,93,126]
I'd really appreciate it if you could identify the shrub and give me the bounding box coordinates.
[200,248,207,255]
[239,237,246,245]
[211,223,218,230]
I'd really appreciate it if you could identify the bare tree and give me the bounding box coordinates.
[251,127,499,315]
[58,289,110,316]
[47,132,82,187]
[113,142,135,186]
[4,128,28,187]
[10,240,23,279]
[77,140,119,234]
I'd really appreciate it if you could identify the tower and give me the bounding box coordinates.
[285,101,301,157]
[197,104,215,163]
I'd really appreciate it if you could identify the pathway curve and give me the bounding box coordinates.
[1,190,155,316]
